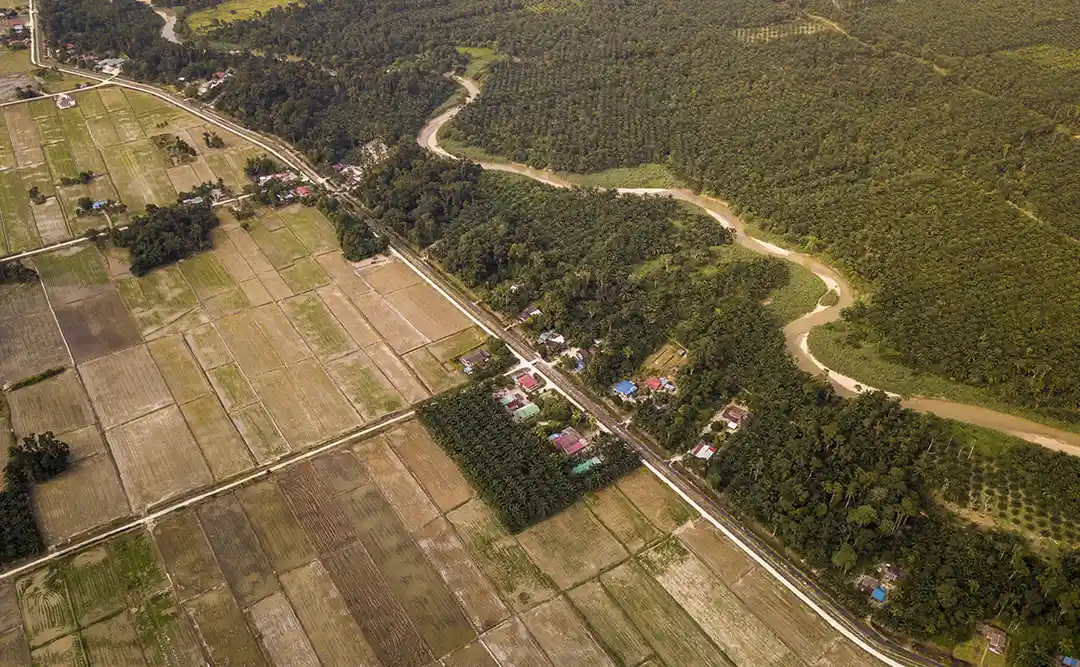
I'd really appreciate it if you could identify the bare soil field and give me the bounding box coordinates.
[278,560,381,667]
[2,417,879,667]
[30,453,130,544]
[640,539,794,667]
[730,568,838,664]
[79,344,173,428]
[325,349,407,420]
[0,306,68,384]
[351,434,440,531]
[566,580,654,667]
[54,290,142,363]
[616,468,695,533]
[675,518,755,585]
[235,480,315,572]
[197,495,278,606]
[248,592,321,667]
[415,517,511,633]
[483,617,554,667]
[385,419,472,512]
[517,503,628,590]
[523,596,618,667]
[107,405,213,509]
[6,369,92,436]
[180,394,254,479]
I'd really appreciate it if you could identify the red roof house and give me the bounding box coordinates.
[294,185,312,196]
[550,428,586,455]
[514,371,539,391]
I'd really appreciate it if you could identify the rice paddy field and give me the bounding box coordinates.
[0,203,484,547]
[0,84,266,255]
[0,419,881,667]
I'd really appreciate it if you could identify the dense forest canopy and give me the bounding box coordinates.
[360,148,1080,663]
[172,0,1080,421]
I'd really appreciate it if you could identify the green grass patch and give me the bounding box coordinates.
[0,169,39,253]
[32,245,110,287]
[278,204,338,255]
[178,251,235,299]
[111,531,166,598]
[427,326,488,363]
[58,107,106,174]
[457,46,508,82]
[767,262,827,323]
[0,49,30,75]
[557,163,684,189]
[7,367,66,391]
[186,0,305,32]
[279,256,330,293]
[808,319,1080,434]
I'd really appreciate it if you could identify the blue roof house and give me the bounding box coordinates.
[613,380,637,398]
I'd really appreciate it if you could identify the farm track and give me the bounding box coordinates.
[419,74,1080,457]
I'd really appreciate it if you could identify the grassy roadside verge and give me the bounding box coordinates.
[809,320,1080,435]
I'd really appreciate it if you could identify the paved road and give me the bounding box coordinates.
[21,11,937,664]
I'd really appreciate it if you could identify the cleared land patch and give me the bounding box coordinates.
[235,480,315,573]
[152,509,225,601]
[352,434,440,532]
[55,290,142,363]
[207,362,257,411]
[148,334,211,403]
[79,344,173,428]
[282,292,356,360]
[248,592,321,667]
[640,539,794,667]
[107,405,213,509]
[31,454,130,545]
[387,420,472,512]
[0,307,68,384]
[324,349,407,421]
[415,517,510,633]
[278,560,381,667]
[675,519,755,585]
[566,580,653,667]
[584,484,663,553]
[601,561,733,667]
[522,596,617,667]
[184,586,266,667]
[339,481,476,657]
[446,499,556,614]
[197,494,278,607]
[181,394,254,480]
[517,503,628,590]
[482,617,554,667]
[6,369,93,436]
[322,541,432,667]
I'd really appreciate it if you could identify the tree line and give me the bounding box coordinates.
[418,382,639,533]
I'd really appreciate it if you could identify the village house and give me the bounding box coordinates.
[977,624,1008,656]
[644,376,676,394]
[538,330,565,346]
[460,349,492,374]
[855,574,887,604]
[516,302,542,323]
[512,401,540,421]
[690,441,716,461]
[571,456,603,475]
[613,380,637,400]
[549,427,588,456]
[513,370,541,393]
[54,92,76,110]
[94,58,127,75]
[720,403,750,431]
[294,185,313,197]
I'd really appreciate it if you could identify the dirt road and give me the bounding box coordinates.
[419,75,1080,456]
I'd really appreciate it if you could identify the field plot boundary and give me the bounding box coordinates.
[0,410,416,582]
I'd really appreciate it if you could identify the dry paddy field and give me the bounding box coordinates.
[0,419,880,667]
[0,203,483,548]
[0,83,264,255]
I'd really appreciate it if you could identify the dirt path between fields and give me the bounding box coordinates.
[419,75,1080,456]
